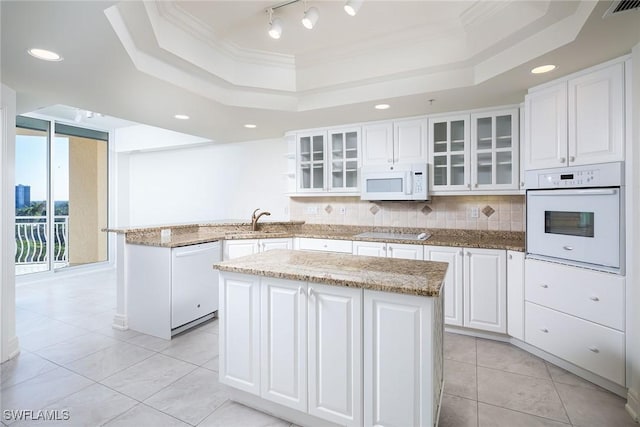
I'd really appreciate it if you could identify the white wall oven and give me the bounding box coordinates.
[526,162,624,274]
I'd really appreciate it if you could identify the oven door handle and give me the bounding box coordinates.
[527,189,618,196]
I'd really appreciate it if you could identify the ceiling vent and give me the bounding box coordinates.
[603,0,640,18]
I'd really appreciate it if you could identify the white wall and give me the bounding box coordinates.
[1,84,19,362]
[626,42,640,421]
[119,138,289,226]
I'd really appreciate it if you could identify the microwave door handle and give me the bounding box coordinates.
[405,172,412,195]
[528,189,618,196]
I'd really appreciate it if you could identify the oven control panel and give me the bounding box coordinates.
[525,162,623,189]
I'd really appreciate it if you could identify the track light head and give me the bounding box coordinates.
[302,6,319,29]
[344,0,362,16]
[269,18,283,39]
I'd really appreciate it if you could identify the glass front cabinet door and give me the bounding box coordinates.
[470,109,519,190]
[429,115,470,192]
[328,128,360,192]
[297,131,327,192]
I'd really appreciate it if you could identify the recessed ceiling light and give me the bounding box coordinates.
[375,104,390,110]
[27,48,63,62]
[174,114,190,120]
[244,124,257,129]
[531,64,557,74]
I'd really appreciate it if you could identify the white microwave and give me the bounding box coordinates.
[360,163,428,201]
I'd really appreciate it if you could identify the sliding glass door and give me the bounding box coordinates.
[15,116,108,275]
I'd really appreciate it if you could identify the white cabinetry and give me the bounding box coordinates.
[471,109,519,190]
[507,250,525,340]
[362,118,427,166]
[524,259,625,385]
[308,283,362,426]
[424,246,463,327]
[295,237,352,253]
[260,278,307,411]
[352,241,424,260]
[524,61,625,170]
[219,272,261,394]
[429,114,470,191]
[464,248,507,334]
[364,289,443,427]
[127,242,221,340]
[220,273,363,426]
[296,128,360,194]
[223,238,292,260]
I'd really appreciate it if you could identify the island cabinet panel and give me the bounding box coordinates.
[219,273,261,395]
[260,278,308,412]
[364,290,442,427]
[308,283,363,427]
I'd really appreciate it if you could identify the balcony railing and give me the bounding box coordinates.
[15,216,69,266]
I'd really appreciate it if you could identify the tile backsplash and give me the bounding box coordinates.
[290,195,525,232]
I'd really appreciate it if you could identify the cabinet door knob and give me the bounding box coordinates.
[308,287,314,297]
[520,182,525,188]
[570,156,576,162]
[540,328,549,333]
[466,252,472,257]
[467,184,471,189]
[540,284,549,288]
[474,183,479,188]
[588,346,600,353]
[559,157,566,163]
[298,286,305,296]
[508,254,513,260]
[197,304,201,308]
[590,296,600,302]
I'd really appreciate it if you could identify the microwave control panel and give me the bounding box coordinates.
[413,171,425,194]
[525,162,623,189]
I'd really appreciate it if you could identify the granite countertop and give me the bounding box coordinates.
[112,222,525,252]
[214,249,449,297]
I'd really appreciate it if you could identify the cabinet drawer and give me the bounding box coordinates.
[525,302,625,385]
[525,259,624,331]
[297,238,353,253]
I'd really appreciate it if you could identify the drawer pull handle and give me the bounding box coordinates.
[563,246,574,251]
[540,328,549,333]
[540,284,549,289]
[588,346,600,353]
[590,296,600,302]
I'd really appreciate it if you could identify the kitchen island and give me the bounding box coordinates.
[214,249,448,427]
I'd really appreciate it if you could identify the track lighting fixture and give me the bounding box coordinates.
[267,8,283,39]
[302,6,319,29]
[344,0,363,16]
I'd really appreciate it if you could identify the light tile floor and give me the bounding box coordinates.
[0,270,636,426]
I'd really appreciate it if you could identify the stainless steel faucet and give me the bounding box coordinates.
[251,208,271,231]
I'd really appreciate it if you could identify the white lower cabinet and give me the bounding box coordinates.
[352,241,424,259]
[424,246,463,327]
[220,273,362,426]
[425,245,506,334]
[523,259,626,385]
[219,272,261,395]
[506,250,525,340]
[224,238,293,260]
[364,289,443,427]
[260,278,307,411]
[295,237,353,253]
[308,283,362,426]
[464,248,507,334]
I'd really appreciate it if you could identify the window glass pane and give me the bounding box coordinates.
[545,211,594,237]
[15,125,49,275]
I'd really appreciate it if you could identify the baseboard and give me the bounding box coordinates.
[1,335,20,362]
[112,314,128,330]
[626,388,640,422]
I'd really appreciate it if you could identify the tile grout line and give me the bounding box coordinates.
[545,362,575,426]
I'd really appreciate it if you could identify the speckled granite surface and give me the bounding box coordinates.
[214,249,448,297]
[108,222,525,251]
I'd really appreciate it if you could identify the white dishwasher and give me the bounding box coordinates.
[171,241,221,330]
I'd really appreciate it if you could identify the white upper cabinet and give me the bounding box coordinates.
[524,60,625,170]
[362,118,427,166]
[429,114,471,191]
[297,131,327,192]
[296,128,360,194]
[568,62,624,166]
[471,109,519,190]
[328,127,360,192]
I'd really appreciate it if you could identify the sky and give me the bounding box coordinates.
[15,135,69,202]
